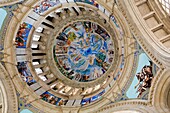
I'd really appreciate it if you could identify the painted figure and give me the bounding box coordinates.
[17,62,36,85]
[54,21,114,82]
[15,23,32,48]
[40,91,63,106]
[33,0,60,14]
[134,61,154,98]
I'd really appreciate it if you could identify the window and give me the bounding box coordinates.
[32,61,39,65]
[39,75,47,81]
[35,68,43,74]
[35,27,43,32]
[159,0,170,14]
[31,43,38,48]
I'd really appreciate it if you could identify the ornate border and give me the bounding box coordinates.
[0,63,18,113]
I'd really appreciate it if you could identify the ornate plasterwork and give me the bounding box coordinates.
[0,63,18,113]
[152,69,170,113]
[0,0,24,7]
[53,21,115,82]
[149,0,170,38]
[46,15,119,88]
[3,0,170,113]
[3,1,133,112]
[101,0,170,112]
[94,68,165,113]
[116,0,170,67]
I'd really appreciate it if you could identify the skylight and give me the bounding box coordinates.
[159,0,170,14]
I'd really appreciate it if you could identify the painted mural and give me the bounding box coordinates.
[33,0,60,14]
[134,61,153,98]
[81,90,105,106]
[110,16,124,37]
[40,91,68,106]
[54,21,114,82]
[125,44,158,100]
[74,0,99,8]
[17,62,36,86]
[15,23,32,48]
[40,90,106,106]
[0,0,161,111]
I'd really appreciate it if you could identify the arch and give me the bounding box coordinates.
[168,88,170,109]
[116,0,170,67]
[1,0,170,113]
[153,70,170,112]
[0,63,18,113]
[0,0,24,7]
[95,100,156,113]
[3,1,134,113]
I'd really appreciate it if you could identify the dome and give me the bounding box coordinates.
[0,0,170,113]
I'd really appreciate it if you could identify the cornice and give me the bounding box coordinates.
[2,0,169,113]
[0,63,18,113]
[0,0,24,7]
[117,0,170,68]
[152,69,170,113]
[96,100,149,113]
[149,0,170,34]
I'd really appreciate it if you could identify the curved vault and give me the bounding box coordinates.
[0,0,169,113]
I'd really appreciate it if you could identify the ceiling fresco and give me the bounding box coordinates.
[119,43,158,101]
[0,0,161,113]
[54,21,114,82]
[0,4,19,61]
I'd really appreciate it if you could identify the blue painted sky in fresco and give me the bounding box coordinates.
[126,53,150,98]
[0,8,7,30]
[20,109,33,113]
